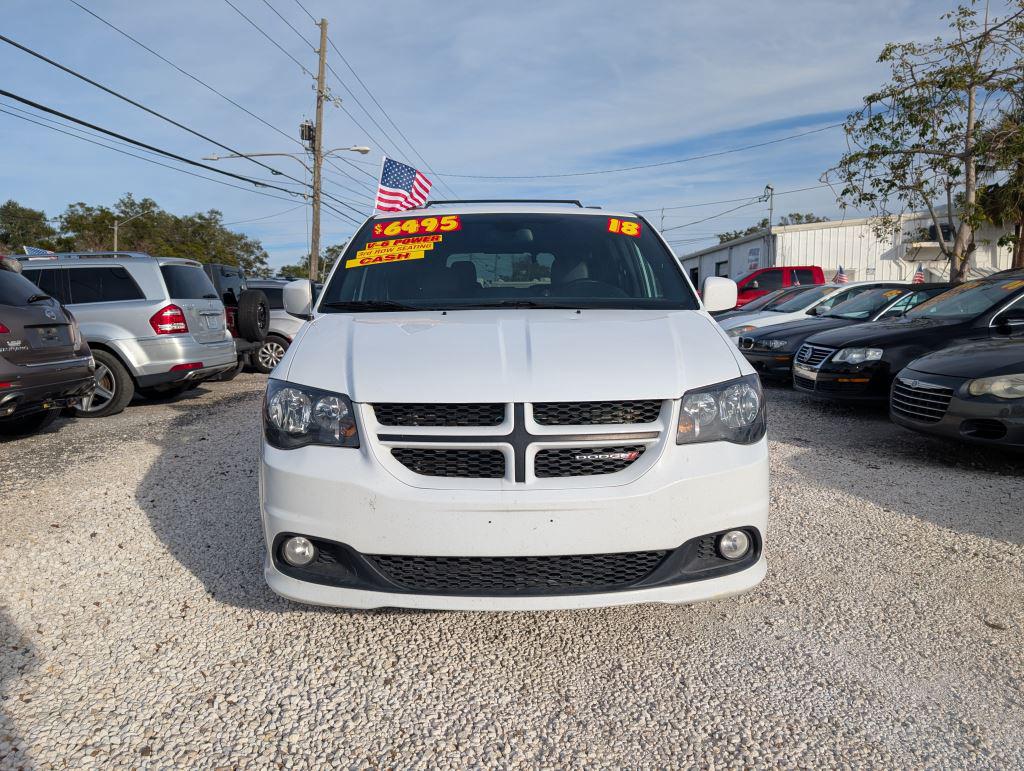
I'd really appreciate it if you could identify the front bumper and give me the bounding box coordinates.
[890,369,1024,449]
[742,350,794,378]
[792,361,890,402]
[0,355,95,417]
[260,435,769,610]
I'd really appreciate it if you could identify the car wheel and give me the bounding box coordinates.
[236,290,270,342]
[136,384,191,400]
[253,336,288,374]
[74,350,134,418]
[0,407,61,438]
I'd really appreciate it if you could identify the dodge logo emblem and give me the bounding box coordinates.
[573,451,640,462]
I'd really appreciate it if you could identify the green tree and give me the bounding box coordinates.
[0,200,70,252]
[977,104,1024,268]
[716,213,829,243]
[823,1,1024,283]
[278,242,345,281]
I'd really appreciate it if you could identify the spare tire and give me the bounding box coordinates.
[236,289,269,342]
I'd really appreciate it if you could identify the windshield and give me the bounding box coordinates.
[824,287,906,319]
[768,285,834,313]
[906,278,1024,320]
[319,213,699,311]
[741,287,801,312]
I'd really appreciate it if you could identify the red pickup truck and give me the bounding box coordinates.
[734,266,825,308]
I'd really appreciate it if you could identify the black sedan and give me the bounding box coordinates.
[792,272,1024,402]
[738,284,949,379]
[891,339,1024,448]
[712,285,815,320]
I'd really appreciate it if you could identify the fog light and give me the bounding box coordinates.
[282,536,316,566]
[718,530,751,561]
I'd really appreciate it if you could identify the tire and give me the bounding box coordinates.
[74,349,134,418]
[253,335,289,374]
[0,408,60,438]
[236,290,269,342]
[212,358,244,382]
[136,383,190,400]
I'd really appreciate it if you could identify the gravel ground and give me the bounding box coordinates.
[0,374,1021,768]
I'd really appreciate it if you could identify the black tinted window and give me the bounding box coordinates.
[321,213,698,310]
[21,268,68,302]
[262,288,284,309]
[215,267,245,305]
[793,269,817,285]
[161,265,217,300]
[752,271,783,290]
[67,267,144,303]
[0,268,44,305]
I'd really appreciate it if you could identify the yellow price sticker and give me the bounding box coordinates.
[345,250,426,269]
[1001,280,1024,291]
[361,235,442,252]
[882,289,902,298]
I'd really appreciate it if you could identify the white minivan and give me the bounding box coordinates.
[260,202,768,610]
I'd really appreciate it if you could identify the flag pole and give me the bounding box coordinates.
[373,155,387,214]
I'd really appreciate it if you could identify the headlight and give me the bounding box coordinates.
[264,378,359,449]
[756,338,789,351]
[968,373,1024,399]
[678,374,766,444]
[727,325,756,338]
[832,347,883,365]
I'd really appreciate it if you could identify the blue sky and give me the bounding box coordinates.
[1,0,949,270]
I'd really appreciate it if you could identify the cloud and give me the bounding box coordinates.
[1,0,950,267]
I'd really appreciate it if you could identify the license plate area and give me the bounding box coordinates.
[34,326,65,347]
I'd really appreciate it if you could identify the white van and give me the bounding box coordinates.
[260,201,769,610]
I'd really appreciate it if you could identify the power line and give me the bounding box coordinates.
[0,91,360,223]
[64,0,303,152]
[433,124,844,180]
[222,204,307,225]
[291,0,458,198]
[221,0,314,78]
[0,107,306,206]
[636,184,832,214]
[661,200,766,232]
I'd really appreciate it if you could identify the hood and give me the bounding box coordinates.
[283,309,742,402]
[752,316,854,343]
[909,339,1024,378]
[719,310,775,329]
[804,316,962,349]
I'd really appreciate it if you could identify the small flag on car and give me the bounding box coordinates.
[912,263,925,284]
[375,157,432,212]
[22,245,56,256]
[832,265,848,284]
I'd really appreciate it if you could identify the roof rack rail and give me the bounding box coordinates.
[423,199,583,207]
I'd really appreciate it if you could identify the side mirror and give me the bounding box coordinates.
[283,279,313,319]
[702,276,738,313]
[749,280,759,290]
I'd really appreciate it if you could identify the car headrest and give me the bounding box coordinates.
[551,256,589,284]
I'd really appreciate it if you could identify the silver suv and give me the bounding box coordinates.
[246,279,307,373]
[19,252,236,417]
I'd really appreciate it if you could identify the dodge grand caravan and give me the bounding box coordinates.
[260,202,769,610]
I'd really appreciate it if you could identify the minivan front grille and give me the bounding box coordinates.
[373,403,504,427]
[365,550,669,595]
[534,445,645,477]
[891,378,954,423]
[532,400,662,425]
[795,344,834,369]
[390,448,505,478]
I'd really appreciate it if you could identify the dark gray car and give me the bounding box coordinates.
[0,257,95,437]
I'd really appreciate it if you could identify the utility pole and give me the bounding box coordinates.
[764,184,774,266]
[308,18,329,283]
[110,210,148,251]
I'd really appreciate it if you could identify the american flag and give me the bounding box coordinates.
[912,263,926,284]
[832,265,848,284]
[23,245,55,256]
[375,157,432,212]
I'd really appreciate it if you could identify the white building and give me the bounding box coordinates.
[677,212,1014,285]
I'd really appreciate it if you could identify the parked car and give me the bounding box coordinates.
[890,339,1024,449]
[245,279,307,374]
[201,263,270,379]
[793,272,1024,402]
[712,285,816,321]
[20,252,237,417]
[738,284,950,379]
[719,282,901,340]
[0,256,95,437]
[260,201,768,611]
[734,265,825,308]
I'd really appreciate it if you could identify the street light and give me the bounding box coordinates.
[110,210,149,251]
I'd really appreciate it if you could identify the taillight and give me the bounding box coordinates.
[149,305,189,335]
[0,323,9,334]
[170,362,203,371]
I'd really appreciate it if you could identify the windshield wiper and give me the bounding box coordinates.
[202,293,218,300]
[450,300,582,310]
[320,300,425,312]
[26,294,51,303]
